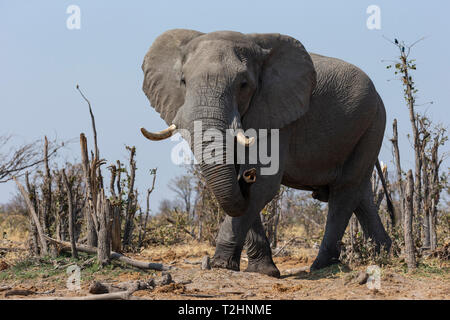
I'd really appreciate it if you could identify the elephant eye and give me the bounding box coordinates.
[240,80,248,89]
[180,75,186,86]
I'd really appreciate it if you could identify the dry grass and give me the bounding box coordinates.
[139,241,214,263]
[0,214,28,243]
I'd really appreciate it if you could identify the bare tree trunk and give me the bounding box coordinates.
[140,211,149,246]
[55,210,61,241]
[85,207,97,247]
[429,137,441,251]
[80,133,98,247]
[97,192,111,265]
[429,198,437,250]
[421,155,431,248]
[111,206,121,253]
[122,147,137,248]
[25,172,40,255]
[14,177,48,255]
[138,175,156,248]
[53,172,66,242]
[396,50,424,245]
[137,209,143,245]
[197,214,202,241]
[41,136,52,237]
[387,41,447,255]
[28,218,40,255]
[73,192,83,242]
[391,119,405,224]
[62,169,78,259]
[405,170,416,271]
[108,164,121,253]
[77,87,106,248]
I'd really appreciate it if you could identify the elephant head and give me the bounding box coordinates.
[141,29,316,217]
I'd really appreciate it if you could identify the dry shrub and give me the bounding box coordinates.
[143,210,192,246]
[429,238,450,260]
[340,231,395,267]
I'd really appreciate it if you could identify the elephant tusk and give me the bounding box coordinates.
[140,124,177,141]
[236,131,255,147]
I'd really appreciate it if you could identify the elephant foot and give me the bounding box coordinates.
[245,257,280,278]
[211,252,240,271]
[310,250,340,271]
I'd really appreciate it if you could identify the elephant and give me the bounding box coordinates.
[140,29,393,277]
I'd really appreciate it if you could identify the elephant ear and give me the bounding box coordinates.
[243,33,316,129]
[142,29,204,125]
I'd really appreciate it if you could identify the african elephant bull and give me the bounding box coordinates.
[140,29,392,277]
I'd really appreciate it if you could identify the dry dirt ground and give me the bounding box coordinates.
[0,238,449,300]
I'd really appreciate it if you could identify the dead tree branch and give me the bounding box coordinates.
[62,169,78,259]
[44,236,171,271]
[13,177,48,255]
[0,135,64,183]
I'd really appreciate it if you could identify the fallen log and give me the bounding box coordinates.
[26,291,132,300]
[11,282,148,300]
[3,288,56,297]
[281,266,309,277]
[4,289,35,297]
[0,286,12,292]
[44,235,171,271]
[89,280,155,294]
[0,247,26,252]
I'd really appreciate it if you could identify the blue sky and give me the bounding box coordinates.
[1,1,449,213]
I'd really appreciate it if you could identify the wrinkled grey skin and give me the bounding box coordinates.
[142,29,391,277]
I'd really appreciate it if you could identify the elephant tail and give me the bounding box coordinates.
[375,159,395,225]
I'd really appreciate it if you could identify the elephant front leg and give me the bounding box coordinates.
[211,212,257,271]
[212,140,287,274]
[211,211,280,278]
[211,175,283,274]
[244,216,280,278]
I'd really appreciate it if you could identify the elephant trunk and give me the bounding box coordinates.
[190,105,251,217]
[200,162,250,217]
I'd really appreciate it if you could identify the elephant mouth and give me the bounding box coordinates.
[237,165,257,198]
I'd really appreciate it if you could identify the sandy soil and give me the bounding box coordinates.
[1,239,449,300]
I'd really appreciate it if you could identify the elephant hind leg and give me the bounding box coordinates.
[311,104,387,271]
[354,181,391,252]
[244,216,280,278]
[310,185,360,270]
